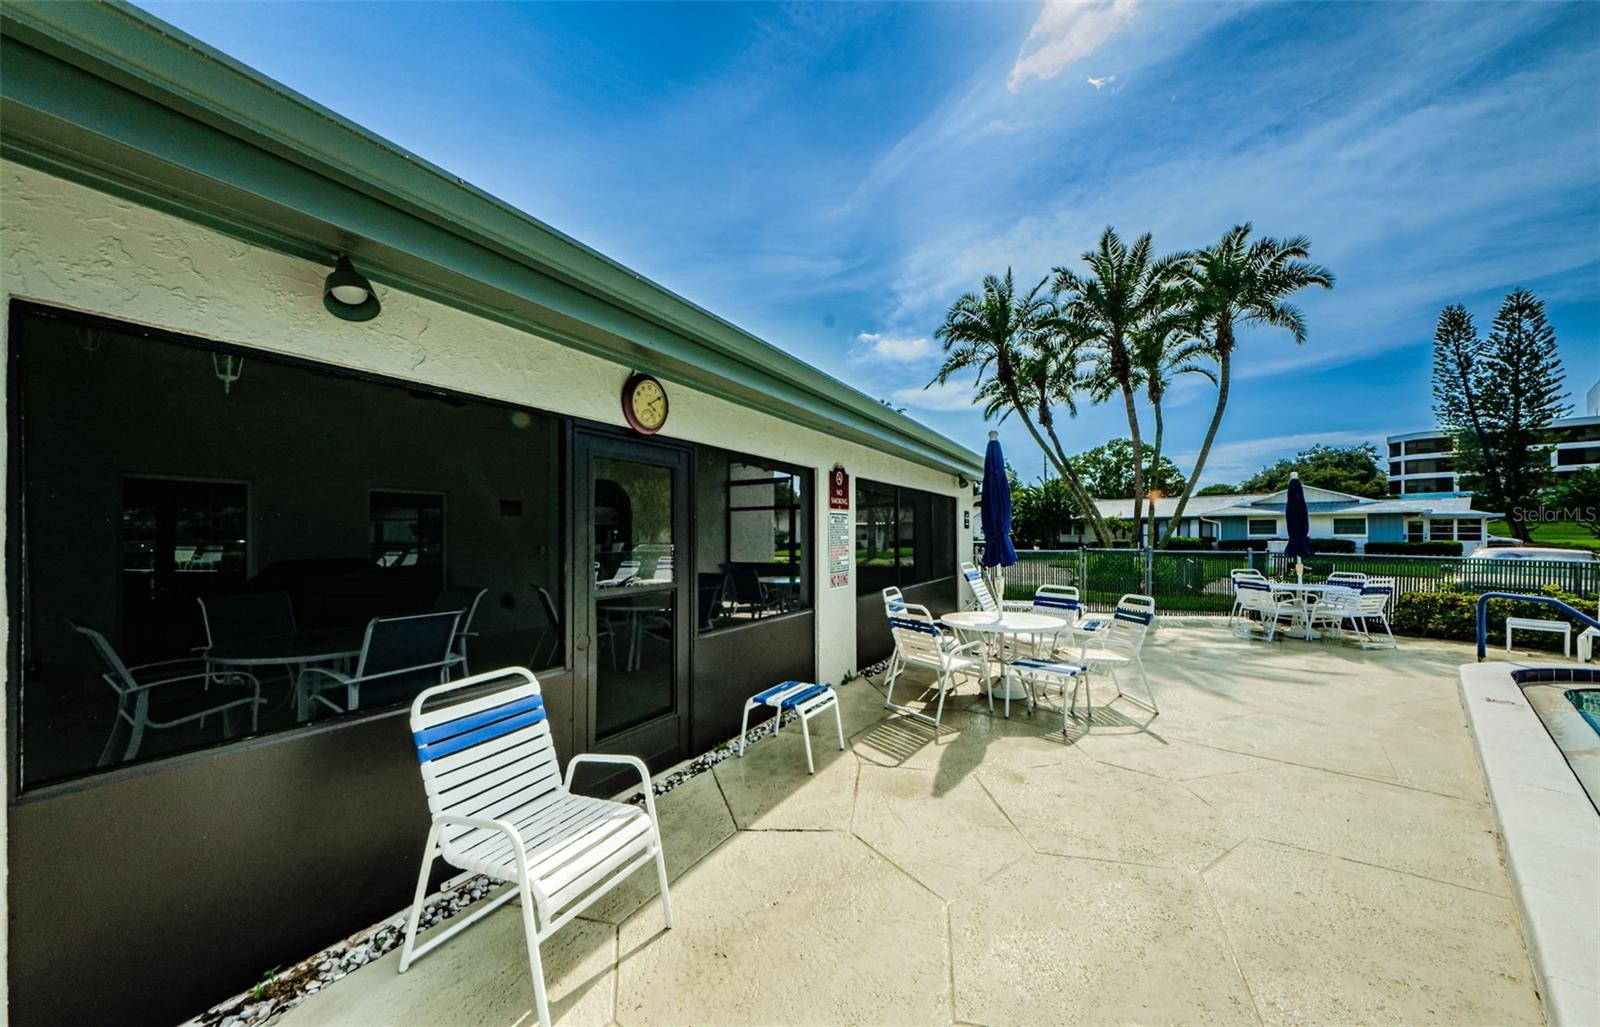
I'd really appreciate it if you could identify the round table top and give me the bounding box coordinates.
[759,575,800,586]
[206,627,366,666]
[941,609,1068,634]
[1271,582,1356,593]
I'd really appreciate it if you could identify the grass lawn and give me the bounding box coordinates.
[1488,519,1600,553]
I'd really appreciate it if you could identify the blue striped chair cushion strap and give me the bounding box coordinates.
[888,616,939,635]
[886,601,906,612]
[1361,586,1392,595]
[763,683,830,708]
[1011,658,1080,675]
[963,570,981,581]
[415,697,547,763]
[1115,608,1154,624]
[1034,596,1079,609]
[1237,580,1269,591]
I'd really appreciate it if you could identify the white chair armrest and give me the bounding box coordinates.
[128,668,258,691]
[298,666,353,686]
[564,753,660,825]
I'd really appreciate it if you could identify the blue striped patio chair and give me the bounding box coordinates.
[399,668,671,1027]
[883,603,987,727]
[959,562,999,613]
[1075,594,1159,724]
[1353,578,1397,649]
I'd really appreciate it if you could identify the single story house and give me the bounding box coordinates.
[0,4,980,1024]
[1062,486,1498,552]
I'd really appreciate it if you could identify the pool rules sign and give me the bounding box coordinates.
[827,464,850,589]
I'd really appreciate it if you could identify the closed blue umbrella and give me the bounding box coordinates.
[1283,471,1314,582]
[980,431,1017,600]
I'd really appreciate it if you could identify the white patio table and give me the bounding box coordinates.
[941,609,1070,700]
[1268,582,1350,640]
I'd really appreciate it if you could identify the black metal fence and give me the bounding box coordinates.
[997,548,1599,615]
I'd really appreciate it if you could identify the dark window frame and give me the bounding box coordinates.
[854,478,956,596]
[699,448,815,635]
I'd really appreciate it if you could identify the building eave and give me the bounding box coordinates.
[0,0,983,478]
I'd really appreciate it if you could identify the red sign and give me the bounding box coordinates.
[828,464,850,510]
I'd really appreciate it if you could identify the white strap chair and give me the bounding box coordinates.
[959,561,999,613]
[1307,581,1363,641]
[1352,579,1398,649]
[433,585,488,678]
[1233,580,1304,642]
[883,602,986,727]
[399,668,670,1027]
[297,610,461,719]
[1076,595,1160,720]
[1228,569,1268,627]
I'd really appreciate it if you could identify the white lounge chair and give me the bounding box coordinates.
[959,561,999,613]
[399,667,671,1027]
[883,602,986,726]
[1233,580,1303,641]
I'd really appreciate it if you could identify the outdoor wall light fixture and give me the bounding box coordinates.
[323,255,381,321]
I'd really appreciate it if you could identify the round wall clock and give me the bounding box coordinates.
[621,372,669,435]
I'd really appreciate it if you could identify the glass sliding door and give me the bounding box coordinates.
[576,433,690,763]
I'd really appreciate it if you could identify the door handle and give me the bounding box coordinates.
[574,633,591,653]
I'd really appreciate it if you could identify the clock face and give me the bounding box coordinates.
[624,374,668,433]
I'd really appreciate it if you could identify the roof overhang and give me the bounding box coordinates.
[0,1,982,478]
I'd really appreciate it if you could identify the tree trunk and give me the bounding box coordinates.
[1003,388,1112,545]
[1148,396,1166,545]
[1164,323,1232,541]
[1121,380,1147,547]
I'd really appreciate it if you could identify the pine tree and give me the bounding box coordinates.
[1461,289,1568,540]
[1430,304,1499,502]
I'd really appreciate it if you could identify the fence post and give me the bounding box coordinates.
[1143,546,1154,596]
[1077,547,1086,593]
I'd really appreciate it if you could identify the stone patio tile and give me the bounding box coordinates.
[1187,763,1508,895]
[278,904,615,1027]
[949,852,1256,1025]
[712,724,857,830]
[979,759,1247,872]
[882,705,1094,781]
[1071,728,1275,781]
[851,763,1031,900]
[615,832,948,1025]
[1206,839,1541,1026]
[581,771,735,925]
[1377,717,1490,802]
[1163,708,1400,779]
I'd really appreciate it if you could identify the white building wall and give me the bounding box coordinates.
[0,158,974,962]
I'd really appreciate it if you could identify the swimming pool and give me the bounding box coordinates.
[1567,687,1600,736]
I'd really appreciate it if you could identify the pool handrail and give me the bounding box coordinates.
[1475,592,1600,661]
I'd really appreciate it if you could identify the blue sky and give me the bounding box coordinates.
[140,1,1600,485]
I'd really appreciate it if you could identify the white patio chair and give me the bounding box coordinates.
[959,561,999,613]
[883,602,987,726]
[434,585,488,678]
[1351,579,1398,649]
[1075,594,1159,719]
[1233,580,1304,642]
[1228,569,1267,627]
[197,591,297,647]
[1307,581,1362,641]
[597,559,639,588]
[1326,571,1367,587]
[297,610,461,719]
[398,668,670,1027]
[73,622,260,765]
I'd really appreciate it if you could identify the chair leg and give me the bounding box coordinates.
[518,881,553,1027]
[882,655,903,710]
[931,670,950,729]
[398,825,442,974]
[737,701,755,757]
[832,696,845,752]
[124,695,149,762]
[653,837,674,929]
[801,712,815,774]
[98,709,126,767]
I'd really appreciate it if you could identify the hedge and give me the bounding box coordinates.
[1217,539,1271,551]
[1391,586,1594,651]
[1161,536,1213,551]
[1365,540,1464,556]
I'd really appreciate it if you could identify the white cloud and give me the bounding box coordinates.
[1008,1,1139,92]
[1087,74,1116,89]
[892,380,982,412]
[853,330,933,362]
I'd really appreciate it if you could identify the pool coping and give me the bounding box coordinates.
[1459,662,1600,1026]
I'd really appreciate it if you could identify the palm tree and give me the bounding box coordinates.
[1053,227,1188,546]
[1134,318,1216,543]
[929,269,1112,544]
[1162,224,1335,539]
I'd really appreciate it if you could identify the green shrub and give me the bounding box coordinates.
[1312,538,1359,553]
[1161,536,1213,551]
[1391,586,1594,650]
[1217,539,1272,551]
[1366,540,1464,556]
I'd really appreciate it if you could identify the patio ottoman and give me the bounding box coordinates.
[737,681,844,774]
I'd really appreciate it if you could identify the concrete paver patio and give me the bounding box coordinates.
[279,625,1544,1026]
